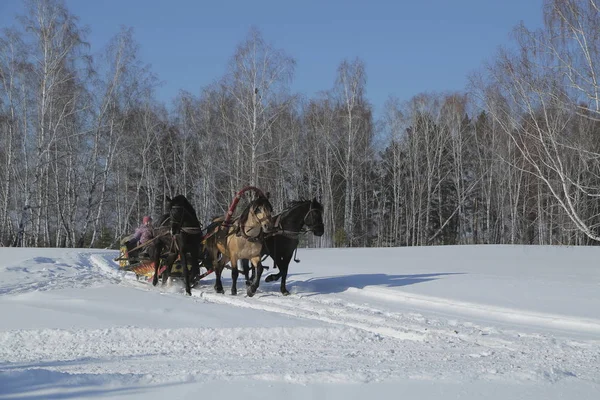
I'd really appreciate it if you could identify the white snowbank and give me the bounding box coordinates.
[0,245,599,399]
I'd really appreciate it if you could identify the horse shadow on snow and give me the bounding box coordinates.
[285,272,464,295]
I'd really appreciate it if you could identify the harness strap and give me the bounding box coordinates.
[180,227,203,234]
[265,227,311,238]
[293,247,301,263]
[121,230,170,255]
[266,201,323,239]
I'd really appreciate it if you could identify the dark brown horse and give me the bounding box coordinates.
[151,195,204,296]
[242,198,324,295]
[204,195,274,296]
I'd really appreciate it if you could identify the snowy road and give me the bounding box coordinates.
[0,246,599,399]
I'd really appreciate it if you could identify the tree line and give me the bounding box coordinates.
[1,0,600,249]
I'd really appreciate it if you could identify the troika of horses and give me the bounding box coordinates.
[116,187,324,297]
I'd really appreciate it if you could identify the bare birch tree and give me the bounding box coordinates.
[474,0,600,242]
[223,28,295,189]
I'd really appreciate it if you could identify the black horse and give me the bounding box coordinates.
[151,195,204,296]
[242,198,324,295]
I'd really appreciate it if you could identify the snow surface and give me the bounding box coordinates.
[0,245,599,399]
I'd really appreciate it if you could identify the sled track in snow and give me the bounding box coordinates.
[78,253,600,385]
[191,283,600,385]
[0,253,120,297]
[192,284,600,348]
[95,251,600,348]
[346,286,600,335]
[194,289,426,341]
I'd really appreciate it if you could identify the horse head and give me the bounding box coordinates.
[241,195,274,235]
[306,198,325,236]
[166,195,199,235]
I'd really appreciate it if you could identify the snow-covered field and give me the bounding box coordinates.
[1,245,599,399]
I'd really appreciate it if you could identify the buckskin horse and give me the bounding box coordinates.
[242,198,324,295]
[203,194,274,296]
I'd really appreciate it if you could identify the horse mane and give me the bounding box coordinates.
[239,195,272,225]
[311,198,324,211]
[171,194,198,219]
[284,198,323,212]
[286,199,309,209]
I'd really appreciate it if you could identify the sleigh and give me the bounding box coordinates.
[115,236,213,285]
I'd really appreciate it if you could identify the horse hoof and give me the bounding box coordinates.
[231,289,237,296]
[265,275,274,282]
[152,278,158,286]
[186,290,192,296]
[282,290,290,296]
[247,285,258,297]
[245,280,251,287]
[216,289,224,294]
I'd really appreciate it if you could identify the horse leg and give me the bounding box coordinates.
[249,266,255,286]
[241,259,252,286]
[247,256,264,297]
[265,270,281,283]
[161,253,177,286]
[278,254,293,296]
[203,247,215,272]
[264,240,279,283]
[264,251,286,289]
[209,237,227,294]
[214,262,224,294]
[181,249,191,296]
[189,251,199,277]
[152,242,162,286]
[230,256,239,296]
[189,249,201,288]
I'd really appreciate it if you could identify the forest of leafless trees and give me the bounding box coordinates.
[2,0,600,249]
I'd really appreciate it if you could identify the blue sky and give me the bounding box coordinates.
[0,0,543,115]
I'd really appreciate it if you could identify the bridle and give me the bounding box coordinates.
[239,203,273,240]
[303,204,324,231]
[261,201,324,264]
[271,201,324,238]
